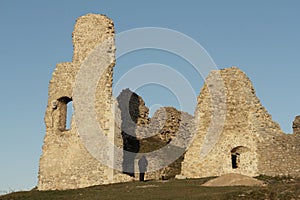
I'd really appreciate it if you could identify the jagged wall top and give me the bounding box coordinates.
[183,66,276,177]
[199,66,284,138]
[293,116,300,135]
[39,14,119,191]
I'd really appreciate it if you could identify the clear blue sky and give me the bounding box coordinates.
[0,0,299,193]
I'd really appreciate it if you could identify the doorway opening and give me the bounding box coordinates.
[231,146,249,169]
[231,153,240,169]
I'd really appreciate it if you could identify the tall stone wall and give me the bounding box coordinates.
[38,14,129,191]
[181,67,300,178]
[39,14,300,191]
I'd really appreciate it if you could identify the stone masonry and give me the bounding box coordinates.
[38,14,130,191]
[39,14,300,191]
[117,89,194,180]
[38,13,194,190]
[181,67,300,178]
[293,116,300,135]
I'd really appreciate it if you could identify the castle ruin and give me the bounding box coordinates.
[38,14,300,191]
[182,68,300,178]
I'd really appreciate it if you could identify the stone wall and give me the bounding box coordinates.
[117,89,194,180]
[138,107,194,180]
[38,14,130,191]
[39,14,300,191]
[293,116,300,135]
[117,89,150,177]
[38,14,194,190]
[257,133,300,177]
[182,67,300,178]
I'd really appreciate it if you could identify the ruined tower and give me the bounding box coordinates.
[38,14,130,191]
[181,67,300,178]
[39,14,300,191]
[38,14,193,190]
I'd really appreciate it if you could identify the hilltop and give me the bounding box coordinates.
[1,176,300,200]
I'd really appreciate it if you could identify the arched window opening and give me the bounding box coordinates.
[55,97,72,131]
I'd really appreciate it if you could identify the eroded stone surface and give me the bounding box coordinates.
[38,14,128,191]
[293,116,300,135]
[182,67,300,178]
[117,89,194,180]
[39,14,300,191]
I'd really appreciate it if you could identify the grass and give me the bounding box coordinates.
[1,176,300,200]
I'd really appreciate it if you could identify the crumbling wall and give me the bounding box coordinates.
[138,107,194,180]
[293,116,300,135]
[117,89,150,176]
[182,67,300,178]
[182,67,261,178]
[117,89,194,180]
[38,14,128,191]
[39,13,300,191]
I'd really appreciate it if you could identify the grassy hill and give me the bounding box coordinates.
[1,176,299,200]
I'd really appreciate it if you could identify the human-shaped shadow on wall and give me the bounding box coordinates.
[138,155,148,182]
[117,89,141,177]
